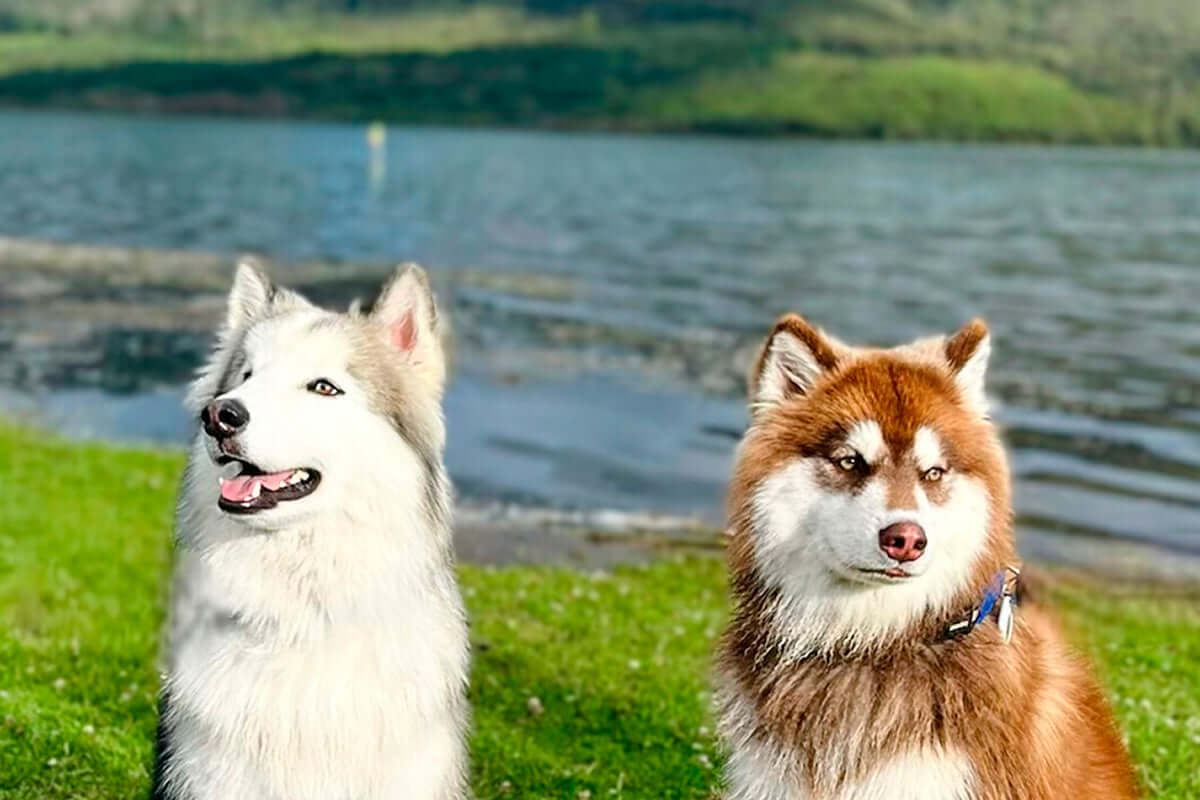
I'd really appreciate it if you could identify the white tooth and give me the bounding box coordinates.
[249,483,261,499]
[296,470,308,481]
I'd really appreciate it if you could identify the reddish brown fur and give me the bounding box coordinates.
[945,318,989,373]
[719,316,1138,799]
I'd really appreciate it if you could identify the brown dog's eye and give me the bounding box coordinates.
[922,467,946,482]
[307,379,343,397]
[835,454,863,472]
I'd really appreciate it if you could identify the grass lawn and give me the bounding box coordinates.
[0,420,1198,798]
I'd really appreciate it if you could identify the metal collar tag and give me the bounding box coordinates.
[997,593,1015,643]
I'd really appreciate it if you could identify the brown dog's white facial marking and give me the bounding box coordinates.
[843,419,885,464]
[912,426,944,474]
[912,425,954,506]
[735,315,1008,656]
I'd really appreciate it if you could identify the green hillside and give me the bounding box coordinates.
[0,1,1196,144]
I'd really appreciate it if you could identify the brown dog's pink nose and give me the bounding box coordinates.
[878,521,927,563]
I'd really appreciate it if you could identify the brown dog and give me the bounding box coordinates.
[716,315,1138,800]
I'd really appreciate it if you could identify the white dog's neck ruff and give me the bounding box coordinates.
[163,430,467,798]
[176,416,454,629]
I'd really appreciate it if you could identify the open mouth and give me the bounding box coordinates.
[216,457,321,514]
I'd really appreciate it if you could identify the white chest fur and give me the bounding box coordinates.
[161,528,469,800]
[725,732,975,800]
[835,749,975,800]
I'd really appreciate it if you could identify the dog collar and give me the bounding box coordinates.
[941,566,1021,643]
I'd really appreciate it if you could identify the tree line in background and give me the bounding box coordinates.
[0,0,1196,145]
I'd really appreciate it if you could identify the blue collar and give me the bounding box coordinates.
[941,566,1021,642]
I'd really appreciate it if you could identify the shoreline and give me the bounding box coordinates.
[4,106,1196,154]
[3,234,1198,581]
[0,96,1174,149]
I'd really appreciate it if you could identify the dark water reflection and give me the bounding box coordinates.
[1,110,1197,572]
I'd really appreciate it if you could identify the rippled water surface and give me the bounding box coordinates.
[1,109,1197,568]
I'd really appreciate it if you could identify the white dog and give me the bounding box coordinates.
[152,260,470,800]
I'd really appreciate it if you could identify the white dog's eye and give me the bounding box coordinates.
[307,378,344,397]
[836,454,863,472]
[922,466,946,482]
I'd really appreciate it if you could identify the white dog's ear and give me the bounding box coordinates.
[944,318,991,416]
[371,262,446,390]
[186,258,314,412]
[185,259,276,413]
[751,314,839,409]
[226,258,274,330]
[225,257,313,331]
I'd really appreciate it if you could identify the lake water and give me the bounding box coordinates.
[1,109,1198,572]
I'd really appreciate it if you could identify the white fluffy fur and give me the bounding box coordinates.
[912,426,945,472]
[159,270,468,800]
[719,690,802,800]
[225,259,275,331]
[719,690,974,800]
[373,262,446,393]
[844,420,885,465]
[747,448,990,659]
[841,748,974,800]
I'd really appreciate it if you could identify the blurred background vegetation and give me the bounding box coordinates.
[0,0,1196,144]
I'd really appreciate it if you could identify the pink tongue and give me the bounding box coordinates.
[220,470,297,503]
[220,474,260,503]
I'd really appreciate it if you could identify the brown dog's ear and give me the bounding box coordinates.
[750,314,839,408]
[944,318,991,415]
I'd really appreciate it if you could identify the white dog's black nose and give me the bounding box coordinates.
[201,398,250,439]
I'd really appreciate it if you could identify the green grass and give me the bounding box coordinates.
[0,420,1198,798]
[0,2,1196,144]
